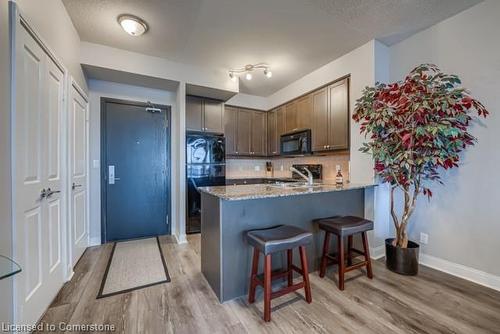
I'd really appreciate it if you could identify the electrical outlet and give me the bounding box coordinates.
[254,165,260,171]
[420,232,429,245]
[280,165,284,171]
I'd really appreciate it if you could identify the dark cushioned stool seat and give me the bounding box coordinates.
[318,216,374,237]
[246,225,312,255]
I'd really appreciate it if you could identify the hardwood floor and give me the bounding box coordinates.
[37,235,500,333]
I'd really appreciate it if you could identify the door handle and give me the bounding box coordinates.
[46,188,61,197]
[72,182,82,190]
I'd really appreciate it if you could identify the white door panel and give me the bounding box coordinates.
[14,23,65,326]
[69,85,89,266]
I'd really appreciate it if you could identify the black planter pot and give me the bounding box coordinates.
[385,238,420,275]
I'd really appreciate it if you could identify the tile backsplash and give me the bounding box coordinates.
[226,153,350,181]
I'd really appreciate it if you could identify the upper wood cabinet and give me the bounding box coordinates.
[251,111,267,156]
[276,106,286,138]
[312,87,329,151]
[267,110,278,156]
[204,98,224,133]
[296,94,313,130]
[285,101,298,133]
[224,106,238,155]
[186,96,203,131]
[225,106,267,157]
[236,109,252,155]
[327,78,349,150]
[186,95,224,133]
[311,78,349,152]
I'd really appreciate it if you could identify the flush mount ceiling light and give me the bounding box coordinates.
[118,15,148,36]
[229,63,272,81]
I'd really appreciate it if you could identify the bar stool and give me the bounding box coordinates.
[315,216,374,290]
[246,225,313,322]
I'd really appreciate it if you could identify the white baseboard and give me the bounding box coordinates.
[174,233,188,244]
[419,253,500,292]
[89,236,101,247]
[370,245,385,260]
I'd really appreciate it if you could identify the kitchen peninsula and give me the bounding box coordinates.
[198,182,375,302]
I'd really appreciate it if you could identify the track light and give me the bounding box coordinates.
[228,63,272,81]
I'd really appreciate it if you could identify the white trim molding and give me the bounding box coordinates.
[420,253,500,292]
[174,233,188,244]
[89,237,101,247]
[370,245,385,260]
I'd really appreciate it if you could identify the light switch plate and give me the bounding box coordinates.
[93,160,100,168]
[254,166,260,171]
[420,232,429,244]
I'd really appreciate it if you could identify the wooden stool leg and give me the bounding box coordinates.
[263,254,272,322]
[319,231,331,278]
[248,248,260,304]
[347,235,353,266]
[362,232,373,279]
[287,249,293,287]
[299,246,312,303]
[337,235,345,290]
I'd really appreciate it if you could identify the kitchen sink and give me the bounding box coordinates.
[270,182,323,189]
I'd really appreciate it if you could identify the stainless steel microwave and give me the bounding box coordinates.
[280,129,312,156]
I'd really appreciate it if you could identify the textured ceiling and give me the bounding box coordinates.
[63,0,482,96]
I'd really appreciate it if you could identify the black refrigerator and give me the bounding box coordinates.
[186,132,225,234]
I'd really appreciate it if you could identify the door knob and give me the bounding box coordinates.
[46,188,61,197]
[72,182,82,190]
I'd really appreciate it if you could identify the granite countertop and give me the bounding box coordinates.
[198,182,376,201]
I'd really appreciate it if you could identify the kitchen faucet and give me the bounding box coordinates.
[290,166,314,186]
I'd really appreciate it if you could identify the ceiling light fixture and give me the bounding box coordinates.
[118,14,148,36]
[229,63,272,81]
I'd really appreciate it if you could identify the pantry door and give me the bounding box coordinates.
[13,21,65,326]
[68,83,89,266]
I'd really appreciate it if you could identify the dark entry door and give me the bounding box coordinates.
[102,98,170,242]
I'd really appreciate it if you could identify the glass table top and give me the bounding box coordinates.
[0,255,22,280]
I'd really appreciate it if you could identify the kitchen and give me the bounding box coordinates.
[2,0,500,332]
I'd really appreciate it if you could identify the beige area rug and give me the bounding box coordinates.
[97,237,170,298]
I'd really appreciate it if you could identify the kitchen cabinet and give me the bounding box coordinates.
[276,106,286,137]
[251,111,267,156]
[267,109,279,156]
[327,78,349,150]
[236,109,252,155]
[285,101,298,133]
[312,87,329,151]
[296,94,313,130]
[312,78,349,151]
[224,106,238,155]
[186,96,203,131]
[186,95,224,133]
[225,106,267,157]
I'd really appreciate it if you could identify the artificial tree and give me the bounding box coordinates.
[353,64,489,248]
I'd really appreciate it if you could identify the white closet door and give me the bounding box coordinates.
[14,24,65,326]
[69,84,89,266]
